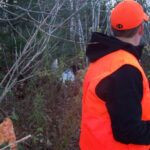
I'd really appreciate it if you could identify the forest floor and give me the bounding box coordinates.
[0,70,84,150]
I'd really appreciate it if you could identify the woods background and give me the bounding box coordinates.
[0,0,150,149]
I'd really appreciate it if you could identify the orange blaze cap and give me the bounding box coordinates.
[111,0,149,30]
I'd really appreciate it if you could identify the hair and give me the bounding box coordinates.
[111,24,142,38]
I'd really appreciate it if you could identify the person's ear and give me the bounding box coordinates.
[139,23,144,36]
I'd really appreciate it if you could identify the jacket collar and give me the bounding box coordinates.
[86,32,144,63]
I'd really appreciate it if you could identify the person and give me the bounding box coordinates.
[79,0,150,150]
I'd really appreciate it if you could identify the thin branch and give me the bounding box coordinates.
[0,135,32,150]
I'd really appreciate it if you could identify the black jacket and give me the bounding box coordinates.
[87,32,150,145]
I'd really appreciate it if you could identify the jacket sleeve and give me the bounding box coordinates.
[95,65,150,145]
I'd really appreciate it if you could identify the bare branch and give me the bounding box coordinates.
[0,135,32,150]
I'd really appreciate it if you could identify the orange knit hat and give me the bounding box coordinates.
[111,0,149,30]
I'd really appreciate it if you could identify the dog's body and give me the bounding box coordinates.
[0,118,17,150]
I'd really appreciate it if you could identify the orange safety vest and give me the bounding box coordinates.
[79,50,150,150]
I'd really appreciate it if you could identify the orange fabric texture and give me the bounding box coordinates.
[0,118,17,150]
[111,0,149,30]
[80,50,150,150]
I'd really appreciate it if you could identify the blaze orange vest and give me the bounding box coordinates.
[80,50,150,150]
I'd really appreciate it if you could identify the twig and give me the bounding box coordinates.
[0,135,32,150]
[0,108,8,118]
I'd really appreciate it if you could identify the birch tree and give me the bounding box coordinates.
[0,0,88,102]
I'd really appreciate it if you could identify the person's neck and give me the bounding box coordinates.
[116,35,140,46]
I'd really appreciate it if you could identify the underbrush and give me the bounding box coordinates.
[1,70,85,150]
